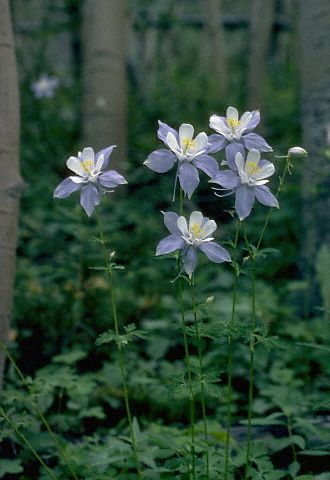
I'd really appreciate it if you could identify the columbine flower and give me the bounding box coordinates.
[144,121,219,200]
[156,211,231,276]
[31,73,59,98]
[210,149,279,221]
[208,107,272,159]
[54,146,127,216]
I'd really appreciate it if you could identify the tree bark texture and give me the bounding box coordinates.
[299,0,330,311]
[247,0,275,110]
[0,0,22,388]
[82,0,127,169]
[202,0,228,98]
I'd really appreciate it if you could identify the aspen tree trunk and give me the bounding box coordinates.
[247,0,274,109]
[299,0,330,312]
[203,0,228,98]
[82,0,127,170]
[0,0,22,389]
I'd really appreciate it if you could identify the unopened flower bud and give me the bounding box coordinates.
[206,296,215,304]
[288,147,308,157]
[109,251,116,259]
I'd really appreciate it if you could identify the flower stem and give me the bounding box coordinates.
[0,408,58,480]
[241,221,256,479]
[224,221,240,480]
[178,277,196,480]
[177,187,196,479]
[287,414,298,463]
[96,213,143,479]
[0,337,79,480]
[190,277,209,479]
[242,155,293,478]
[257,155,291,250]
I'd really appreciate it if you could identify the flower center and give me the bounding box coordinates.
[246,161,260,176]
[182,138,196,152]
[227,118,240,128]
[191,223,202,238]
[81,159,93,174]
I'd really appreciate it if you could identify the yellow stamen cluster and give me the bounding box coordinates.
[182,138,196,151]
[191,223,202,237]
[227,118,240,128]
[246,161,260,175]
[81,159,93,173]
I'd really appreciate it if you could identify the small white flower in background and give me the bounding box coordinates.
[287,147,308,157]
[205,296,215,304]
[31,73,59,99]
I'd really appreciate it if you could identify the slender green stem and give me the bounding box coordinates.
[0,408,58,480]
[190,277,209,479]
[178,277,196,480]
[179,187,184,216]
[96,213,143,479]
[244,253,256,480]
[287,414,298,463]
[0,337,79,480]
[224,221,240,479]
[177,188,196,480]
[257,155,291,250]
[242,155,292,478]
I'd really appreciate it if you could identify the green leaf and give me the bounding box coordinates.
[53,349,87,364]
[0,459,23,477]
[240,412,286,427]
[299,449,330,456]
[291,435,305,450]
[296,342,330,353]
[288,461,300,477]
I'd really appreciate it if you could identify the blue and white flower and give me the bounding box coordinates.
[156,211,231,276]
[208,106,272,156]
[210,149,278,221]
[54,146,127,216]
[144,122,219,200]
[31,73,59,99]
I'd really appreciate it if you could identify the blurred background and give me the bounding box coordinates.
[0,0,329,478]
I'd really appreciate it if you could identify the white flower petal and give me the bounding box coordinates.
[254,179,269,185]
[235,152,245,172]
[200,220,217,240]
[80,147,95,164]
[246,149,261,165]
[237,111,252,133]
[66,156,86,176]
[69,176,88,184]
[177,216,189,237]
[179,124,194,144]
[95,153,105,173]
[190,132,208,154]
[226,106,239,121]
[252,163,275,180]
[189,211,203,231]
[209,115,231,137]
[166,132,181,155]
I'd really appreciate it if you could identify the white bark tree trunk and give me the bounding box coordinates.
[82,0,128,170]
[247,0,274,110]
[0,0,23,388]
[203,0,228,98]
[299,0,330,311]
